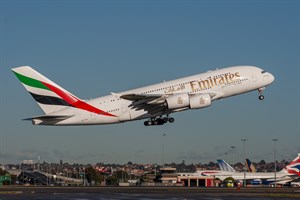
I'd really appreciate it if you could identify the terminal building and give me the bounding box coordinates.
[177,173,216,187]
[160,167,216,187]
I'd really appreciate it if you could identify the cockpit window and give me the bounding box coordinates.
[261,71,266,74]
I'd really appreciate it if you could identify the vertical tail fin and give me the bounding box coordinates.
[217,159,236,172]
[284,153,300,176]
[12,66,80,114]
[245,158,257,172]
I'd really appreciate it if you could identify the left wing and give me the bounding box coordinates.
[120,93,169,115]
[119,91,221,115]
[121,94,167,103]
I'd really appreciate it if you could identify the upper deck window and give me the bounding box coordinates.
[261,71,266,74]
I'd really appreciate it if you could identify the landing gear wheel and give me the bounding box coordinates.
[259,95,264,100]
[144,116,174,126]
[163,117,169,123]
[144,121,153,126]
[168,118,175,123]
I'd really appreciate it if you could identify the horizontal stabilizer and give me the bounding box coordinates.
[23,115,74,121]
[23,115,74,125]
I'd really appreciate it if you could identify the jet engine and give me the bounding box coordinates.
[189,94,211,109]
[165,93,211,110]
[165,93,190,110]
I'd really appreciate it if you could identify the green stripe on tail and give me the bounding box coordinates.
[13,71,50,91]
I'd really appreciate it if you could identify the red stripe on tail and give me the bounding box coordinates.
[41,81,116,117]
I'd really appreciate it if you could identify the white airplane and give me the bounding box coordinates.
[199,154,300,185]
[12,65,274,126]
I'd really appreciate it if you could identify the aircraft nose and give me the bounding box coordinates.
[269,73,275,83]
[262,71,275,85]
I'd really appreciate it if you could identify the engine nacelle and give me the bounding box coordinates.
[189,94,211,109]
[166,93,190,110]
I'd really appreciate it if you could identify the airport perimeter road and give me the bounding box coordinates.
[1,186,300,200]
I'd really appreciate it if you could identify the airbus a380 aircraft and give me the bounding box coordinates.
[12,65,274,126]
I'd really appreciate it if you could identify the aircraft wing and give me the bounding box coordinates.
[121,94,167,103]
[120,94,168,115]
[121,91,221,104]
[120,92,220,115]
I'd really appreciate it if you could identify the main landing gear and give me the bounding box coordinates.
[144,116,175,126]
[258,87,265,100]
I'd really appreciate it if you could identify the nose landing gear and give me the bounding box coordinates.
[259,95,264,100]
[258,87,265,100]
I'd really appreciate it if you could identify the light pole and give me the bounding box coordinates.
[272,138,278,187]
[230,146,236,167]
[241,139,247,187]
[83,167,86,186]
[37,156,40,172]
[162,134,166,167]
[224,152,228,161]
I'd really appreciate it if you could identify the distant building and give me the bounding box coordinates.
[160,167,178,185]
[22,160,34,165]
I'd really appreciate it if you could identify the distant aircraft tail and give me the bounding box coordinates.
[12,66,81,114]
[245,158,257,172]
[217,159,236,172]
[284,153,300,176]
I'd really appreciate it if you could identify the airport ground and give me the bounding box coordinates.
[1,186,300,200]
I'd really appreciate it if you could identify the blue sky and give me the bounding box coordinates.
[0,0,299,165]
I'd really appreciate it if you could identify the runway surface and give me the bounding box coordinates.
[1,186,300,200]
